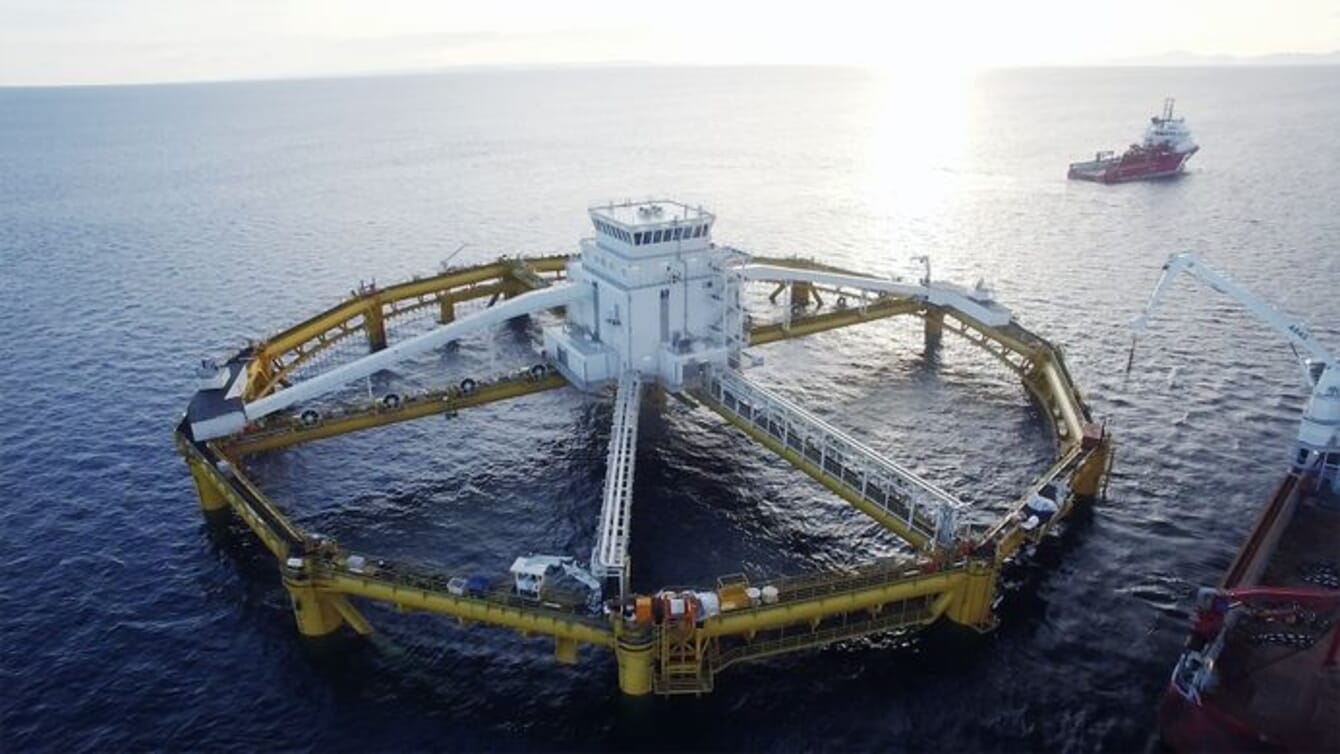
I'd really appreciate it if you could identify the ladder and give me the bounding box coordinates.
[654,626,714,695]
[712,248,750,369]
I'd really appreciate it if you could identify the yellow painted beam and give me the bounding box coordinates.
[330,594,375,636]
[248,264,499,373]
[177,440,296,559]
[749,255,881,278]
[318,569,615,648]
[1039,355,1084,442]
[748,298,923,345]
[698,568,968,638]
[709,590,955,675]
[207,443,307,543]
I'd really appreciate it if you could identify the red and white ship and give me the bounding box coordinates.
[1131,254,1340,752]
[1068,99,1199,183]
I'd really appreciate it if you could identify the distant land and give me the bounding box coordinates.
[4,51,1339,89]
[1101,49,1340,66]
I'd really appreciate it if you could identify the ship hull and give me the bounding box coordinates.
[1068,146,1197,183]
[1156,473,1340,752]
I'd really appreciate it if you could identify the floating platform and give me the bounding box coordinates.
[178,201,1112,695]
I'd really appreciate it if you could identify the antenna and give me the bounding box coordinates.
[440,243,470,272]
[911,255,932,287]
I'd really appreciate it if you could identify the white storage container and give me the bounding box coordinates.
[695,591,721,619]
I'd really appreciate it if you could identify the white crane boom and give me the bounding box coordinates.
[1129,252,1339,488]
[243,283,586,421]
[1131,252,1333,385]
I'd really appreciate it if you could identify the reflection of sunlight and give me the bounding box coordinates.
[861,68,972,218]
[853,3,979,217]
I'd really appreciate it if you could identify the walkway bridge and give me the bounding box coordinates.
[592,371,643,599]
[178,236,1111,697]
[694,367,963,552]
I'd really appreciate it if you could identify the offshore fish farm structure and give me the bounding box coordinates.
[178,200,1112,695]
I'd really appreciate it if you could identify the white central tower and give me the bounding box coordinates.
[543,199,746,392]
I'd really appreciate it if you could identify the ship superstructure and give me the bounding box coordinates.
[542,200,742,391]
[1069,99,1200,183]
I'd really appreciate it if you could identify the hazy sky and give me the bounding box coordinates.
[2,0,1337,86]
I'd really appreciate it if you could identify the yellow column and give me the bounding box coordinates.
[1072,437,1111,499]
[555,637,579,665]
[792,281,814,308]
[189,461,229,518]
[944,560,998,632]
[438,295,456,325]
[615,631,655,696]
[365,300,387,352]
[243,356,275,402]
[283,564,346,638]
[924,310,944,349]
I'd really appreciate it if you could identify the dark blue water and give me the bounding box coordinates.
[2,66,1338,752]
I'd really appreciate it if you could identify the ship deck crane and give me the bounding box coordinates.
[1130,252,1339,488]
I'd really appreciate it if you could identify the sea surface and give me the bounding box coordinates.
[2,65,1338,752]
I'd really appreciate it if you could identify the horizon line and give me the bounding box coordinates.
[4,55,1339,90]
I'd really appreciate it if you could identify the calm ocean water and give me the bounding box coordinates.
[2,65,1338,752]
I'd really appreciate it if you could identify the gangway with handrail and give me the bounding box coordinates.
[696,367,965,551]
[592,370,643,599]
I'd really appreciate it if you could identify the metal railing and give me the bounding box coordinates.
[714,597,936,672]
[702,368,965,547]
[592,371,643,596]
[312,556,610,631]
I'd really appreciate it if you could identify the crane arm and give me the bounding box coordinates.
[1130,252,1333,382]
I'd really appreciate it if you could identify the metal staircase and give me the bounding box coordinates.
[654,627,715,695]
[591,371,643,599]
[711,250,749,369]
